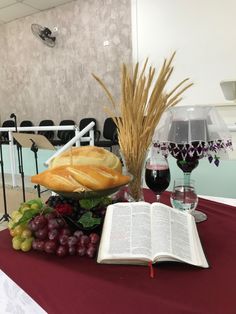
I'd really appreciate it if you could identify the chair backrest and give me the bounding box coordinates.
[1,120,15,141]
[79,118,98,146]
[79,118,97,135]
[38,120,55,141]
[57,120,75,143]
[20,120,34,134]
[103,117,117,142]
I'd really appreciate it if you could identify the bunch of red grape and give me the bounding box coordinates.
[28,212,100,258]
[46,195,107,220]
[46,196,85,218]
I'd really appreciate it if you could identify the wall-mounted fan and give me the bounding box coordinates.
[31,24,57,48]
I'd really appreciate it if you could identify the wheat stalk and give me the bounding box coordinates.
[92,52,193,200]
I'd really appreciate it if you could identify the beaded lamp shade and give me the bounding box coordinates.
[153,105,233,165]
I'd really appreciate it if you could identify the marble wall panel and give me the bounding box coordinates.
[0,0,132,132]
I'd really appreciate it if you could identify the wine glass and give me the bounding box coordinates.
[145,154,170,202]
[170,178,207,223]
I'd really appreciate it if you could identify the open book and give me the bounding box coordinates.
[97,202,209,268]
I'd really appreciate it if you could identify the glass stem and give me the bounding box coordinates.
[156,194,161,202]
[183,172,191,186]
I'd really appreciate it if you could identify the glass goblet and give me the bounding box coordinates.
[145,155,170,202]
[170,178,207,223]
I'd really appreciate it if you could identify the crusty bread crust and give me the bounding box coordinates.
[49,146,122,172]
[31,164,130,192]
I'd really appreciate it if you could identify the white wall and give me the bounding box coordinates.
[131,1,236,198]
[0,0,132,130]
[132,0,236,105]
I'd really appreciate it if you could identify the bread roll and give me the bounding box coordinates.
[49,146,122,172]
[31,164,130,192]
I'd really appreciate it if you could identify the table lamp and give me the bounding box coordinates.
[153,105,233,221]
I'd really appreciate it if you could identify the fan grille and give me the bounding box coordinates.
[31,24,56,48]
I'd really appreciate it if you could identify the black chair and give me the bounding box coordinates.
[38,119,55,142]
[95,117,118,152]
[55,119,76,145]
[20,120,35,134]
[0,120,15,144]
[79,118,100,146]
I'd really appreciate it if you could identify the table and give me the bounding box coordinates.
[0,190,236,314]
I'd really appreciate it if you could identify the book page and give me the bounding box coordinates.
[151,204,193,262]
[97,202,152,263]
[151,203,208,267]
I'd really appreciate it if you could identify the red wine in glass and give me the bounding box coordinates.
[145,158,170,202]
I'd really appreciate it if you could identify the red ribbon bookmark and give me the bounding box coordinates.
[148,261,155,279]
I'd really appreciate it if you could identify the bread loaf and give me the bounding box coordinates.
[49,146,122,172]
[31,164,130,192]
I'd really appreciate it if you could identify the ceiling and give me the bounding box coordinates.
[0,0,75,25]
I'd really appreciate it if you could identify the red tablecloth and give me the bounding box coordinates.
[0,190,236,314]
